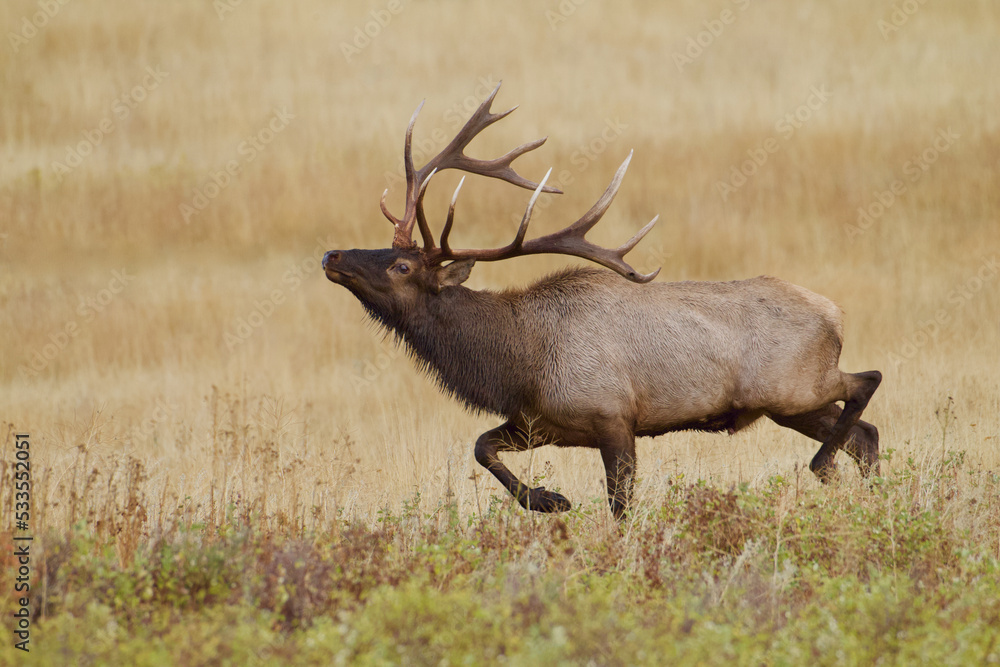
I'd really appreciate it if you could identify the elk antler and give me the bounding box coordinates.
[381,82,562,250]
[427,151,661,283]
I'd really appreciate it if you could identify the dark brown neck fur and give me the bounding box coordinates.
[359,284,533,417]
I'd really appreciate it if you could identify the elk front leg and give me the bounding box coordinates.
[600,434,637,521]
[474,421,571,513]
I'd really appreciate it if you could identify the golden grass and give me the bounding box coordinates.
[2,0,998,536]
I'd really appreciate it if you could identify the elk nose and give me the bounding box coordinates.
[323,250,341,269]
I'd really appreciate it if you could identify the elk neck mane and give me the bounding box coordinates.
[355,267,604,418]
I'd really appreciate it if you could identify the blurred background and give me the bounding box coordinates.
[2,0,998,530]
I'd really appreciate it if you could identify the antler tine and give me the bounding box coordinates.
[417,83,562,195]
[519,151,659,282]
[458,137,558,192]
[384,82,563,250]
[388,100,426,248]
[433,169,552,264]
[511,167,553,250]
[439,175,466,255]
[402,100,424,200]
[433,82,508,167]
[415,168,438,250]
[380,102,427,231]
[561,150,632,236]
[380,188,399,226]
[427,153,661,284]
[619,214,659,255]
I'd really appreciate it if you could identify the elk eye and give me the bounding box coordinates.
[396,263,410,274]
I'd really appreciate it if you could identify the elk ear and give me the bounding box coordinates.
[433,259,476,292]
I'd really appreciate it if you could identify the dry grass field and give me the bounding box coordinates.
[2,0,999,663]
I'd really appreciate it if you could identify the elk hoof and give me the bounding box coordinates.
[810,460,839,484]
[523,487,572,513]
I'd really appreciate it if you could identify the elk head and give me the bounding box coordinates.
[323,82,660,320]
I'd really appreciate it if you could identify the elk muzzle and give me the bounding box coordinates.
[323,250,351,283]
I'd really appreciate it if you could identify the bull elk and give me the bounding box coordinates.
[323,83,881,519]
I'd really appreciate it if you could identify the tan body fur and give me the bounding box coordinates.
[510,270,848,441]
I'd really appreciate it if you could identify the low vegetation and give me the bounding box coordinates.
[2,444,999,665]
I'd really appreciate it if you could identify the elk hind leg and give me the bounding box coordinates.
[844,418,880,476]
[771,404,880,477]
[779,370,882,481]
[474,420,571,513]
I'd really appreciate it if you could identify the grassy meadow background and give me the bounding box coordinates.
[2,0,999,663]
